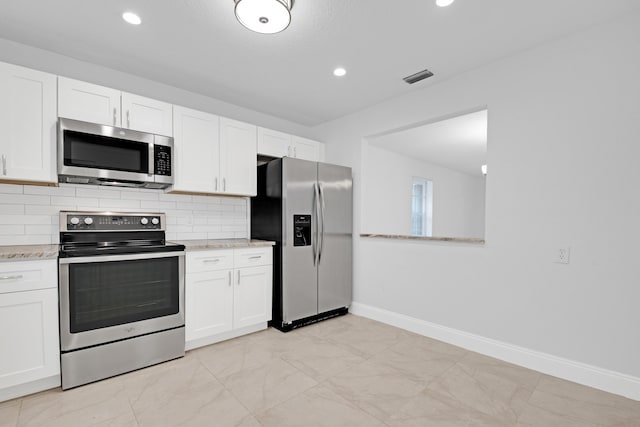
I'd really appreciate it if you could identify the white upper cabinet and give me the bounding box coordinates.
[257,127,291,158]
[292,136,322,162]
[0,62,57,183]
[172,106,219,194]
[121,92,173,136]
[58,77,121,127]
[220,118,257,196]
[172,108,256,196]
[257,127,324,162]
[58,77,173,136]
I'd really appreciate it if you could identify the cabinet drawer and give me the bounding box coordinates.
[234,247,272,268]
[0,260,57,294]
[186,250,234,273]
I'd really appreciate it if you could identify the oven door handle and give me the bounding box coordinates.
[59,250,185,264]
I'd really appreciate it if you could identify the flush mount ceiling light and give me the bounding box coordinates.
[436,0,455,7]
[333,67,347,77]
[122,12,142,25]
[234,0,293,34]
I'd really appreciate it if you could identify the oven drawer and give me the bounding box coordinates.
[0,260,57,294]
[234,247,273,269]
[187,249,234,273]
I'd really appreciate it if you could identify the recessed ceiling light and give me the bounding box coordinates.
[436,0,455,7]
[122,12,142,25]
[333,67,347,77]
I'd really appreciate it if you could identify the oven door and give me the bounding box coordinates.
[59,251,185,352]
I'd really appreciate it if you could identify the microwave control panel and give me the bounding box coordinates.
[154,145,172,176]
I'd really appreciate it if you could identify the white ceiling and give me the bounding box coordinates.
[0,1,638,126]
[369,109,487,177]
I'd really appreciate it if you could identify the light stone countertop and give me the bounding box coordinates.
[360,234,485,244]
[0,244,60,261]
[170,239,275,250]
[0,239,275,261]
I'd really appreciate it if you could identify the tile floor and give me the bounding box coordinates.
[2,314,639,426]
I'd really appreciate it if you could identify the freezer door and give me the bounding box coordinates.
[317,163,353,313]
[282,158,319,323]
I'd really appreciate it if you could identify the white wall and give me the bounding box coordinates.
[0,183,248,245]
[364,144,485,238]
[314,9,640,384]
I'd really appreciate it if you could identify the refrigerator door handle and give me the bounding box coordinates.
[318,183,326,264]
[313,182,320,266]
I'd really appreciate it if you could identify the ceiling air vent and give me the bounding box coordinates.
[403,69,434,84]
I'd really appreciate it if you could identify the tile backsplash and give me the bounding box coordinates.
[0,183,249,245]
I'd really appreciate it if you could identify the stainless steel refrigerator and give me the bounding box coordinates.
[251,157,352,331]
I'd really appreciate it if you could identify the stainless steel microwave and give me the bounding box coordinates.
[57,118,174,189]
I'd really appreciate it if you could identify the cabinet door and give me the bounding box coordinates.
[58,77,121,127]
[0,63,57,183]
[172,106,219,193]
[292,136,321,162]
[0,288,60,389]
[121,92,173,136]
[220,118,257,196]
[185,270,233,341]
[234,266,272,329]
[257,127,291,158]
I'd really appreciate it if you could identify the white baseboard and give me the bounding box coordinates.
[350,302,640,401]
[0,375,60,403]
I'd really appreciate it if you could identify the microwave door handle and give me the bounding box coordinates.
[148,143,154,177]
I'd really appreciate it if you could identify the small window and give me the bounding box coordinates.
[411,177,433,237]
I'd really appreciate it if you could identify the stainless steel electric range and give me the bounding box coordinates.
[58,211,185,390]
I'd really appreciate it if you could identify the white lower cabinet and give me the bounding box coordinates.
[185,247,272,350]
[0,260,60,402]
[186,270,233,341]
[234,266,271,329]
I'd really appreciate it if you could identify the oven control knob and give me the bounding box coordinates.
[70,217,80,225]
[84,217,93,225]
[151,217,160,225]
[140,217,149,225]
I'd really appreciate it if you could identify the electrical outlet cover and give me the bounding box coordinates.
[554,247,570,264]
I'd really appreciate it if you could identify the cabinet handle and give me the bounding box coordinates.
[223,178,226,192]
[288,146,292,157]
[203,259,220,263]
[113,108,117,126]
[0,274,23,281]
[215,177,218,191]
[248,255,262,260]
[126,110,131,128]
[228,271,232,287]
[1,155,6,176]
[237,270,240,285]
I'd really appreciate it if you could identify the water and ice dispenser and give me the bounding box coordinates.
[293,215,311,246]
